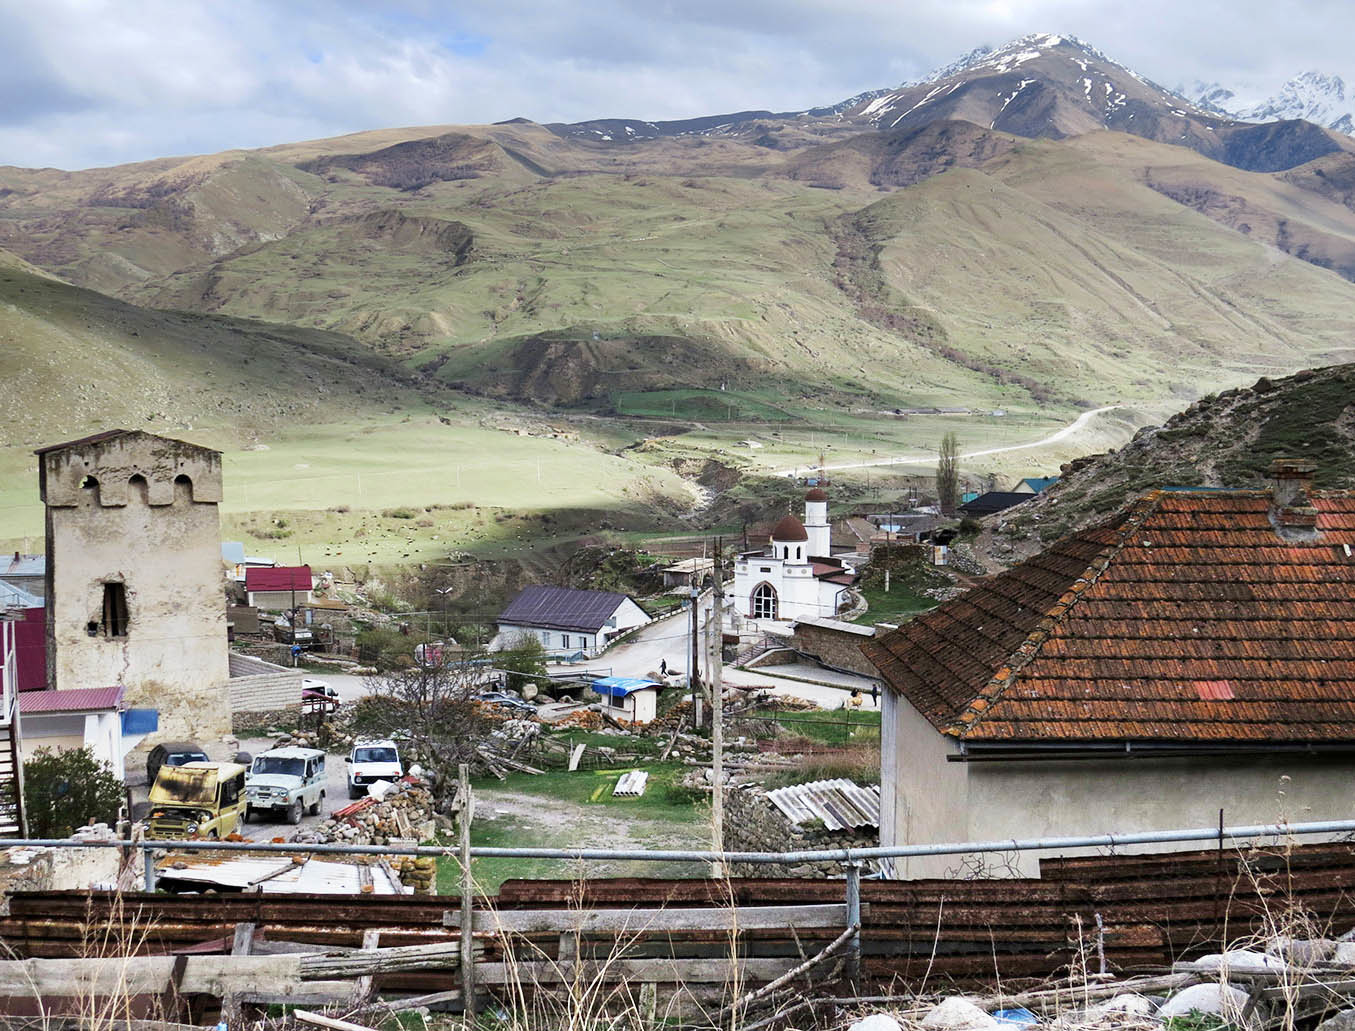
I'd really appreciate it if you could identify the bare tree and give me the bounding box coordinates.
[936,432,960,516]
[351,657,493,812]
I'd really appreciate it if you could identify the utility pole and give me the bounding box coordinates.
[711,538,725,878]
[689,584,702,729]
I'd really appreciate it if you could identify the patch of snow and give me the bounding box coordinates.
[861,92,901,119]
[1082,77,1093,100]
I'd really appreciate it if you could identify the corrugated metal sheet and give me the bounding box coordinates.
[245,565,313,592]
[19,685,123,714]
[497,585,632,633]
[154,855,405,894]
[765,778,880,831]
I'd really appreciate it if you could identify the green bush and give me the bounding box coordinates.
[24,747,124,838]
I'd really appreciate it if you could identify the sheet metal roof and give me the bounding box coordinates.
[154,854,404,894]
[765,779,880,831]
[592,676,659,698]
[20,686,124,713]
[0,582,41,609]
[0,554,43,579]
[245,565,313,592]
[958,491,1032,516]
[498,584,637,633]
[863,489,1355,745]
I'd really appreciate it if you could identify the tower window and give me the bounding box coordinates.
[102,583,128,638]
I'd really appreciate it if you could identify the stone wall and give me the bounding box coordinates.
[723,784,879,877]
[792,622,882,679]
[228,652,304,713]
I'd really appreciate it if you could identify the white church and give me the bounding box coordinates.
[733,488,859,624]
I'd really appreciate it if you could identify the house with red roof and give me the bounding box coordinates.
[863,460,1355,875]
[245,565,314,610]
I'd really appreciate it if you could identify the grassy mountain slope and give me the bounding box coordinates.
[990,362,1355,559]
[0,254,417,445]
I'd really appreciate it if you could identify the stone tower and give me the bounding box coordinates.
[37,430,230,742]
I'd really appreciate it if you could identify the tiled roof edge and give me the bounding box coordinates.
[945,490,1164,739]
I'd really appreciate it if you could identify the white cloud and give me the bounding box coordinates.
[0,0,1350,168]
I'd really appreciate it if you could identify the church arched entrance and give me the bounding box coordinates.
[751,581,778,620]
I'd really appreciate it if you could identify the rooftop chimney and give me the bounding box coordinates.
[1269,458,1319,539]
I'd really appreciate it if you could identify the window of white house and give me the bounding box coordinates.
[562,635,570,649]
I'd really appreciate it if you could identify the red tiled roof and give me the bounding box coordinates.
[20,686,124,714]
[862,490,1355,745]
[245,565,313,592]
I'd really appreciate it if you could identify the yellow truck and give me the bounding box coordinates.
[146,761,248,840]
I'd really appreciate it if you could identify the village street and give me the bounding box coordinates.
[557,591,881,710]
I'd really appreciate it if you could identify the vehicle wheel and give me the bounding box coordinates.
[348,785,361,800]
[243,806,253,824]
[286,800,303,825]
[307,792,322,816]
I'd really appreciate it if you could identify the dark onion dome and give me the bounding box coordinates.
[805,488,828,502]
[772,514,809,541]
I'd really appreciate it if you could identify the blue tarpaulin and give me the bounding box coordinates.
[591,676,658,699]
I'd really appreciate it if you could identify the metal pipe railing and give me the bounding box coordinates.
[7,815,1355,867]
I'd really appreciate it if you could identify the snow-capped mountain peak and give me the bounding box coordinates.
[1246,71,1352,134]
[1181,71,1354,136]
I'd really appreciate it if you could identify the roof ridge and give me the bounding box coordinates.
[945,490,1164,739]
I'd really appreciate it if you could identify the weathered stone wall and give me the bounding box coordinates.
[792,623,882,679]
[42,432,230,742]
[723,785,879,877]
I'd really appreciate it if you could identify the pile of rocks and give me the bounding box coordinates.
[392,855,438,894]
[723,784,878,877]
[557,710,604,730]
[294,779,436,846]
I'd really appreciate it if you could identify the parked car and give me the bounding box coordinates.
[146,762,247,839]
[244,747,327,824]
[301,677,340,714]
[345,739,404,799]
[474,691,536,713]
[146,741,209,785]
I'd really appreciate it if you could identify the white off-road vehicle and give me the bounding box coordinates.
[345,739,403,799]
[245,746,326,824]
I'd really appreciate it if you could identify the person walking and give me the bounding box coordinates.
[870,682,879,708]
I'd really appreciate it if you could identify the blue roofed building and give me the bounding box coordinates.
[1013,476,1059,494]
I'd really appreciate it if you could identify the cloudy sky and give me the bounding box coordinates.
[0,0,1348,170]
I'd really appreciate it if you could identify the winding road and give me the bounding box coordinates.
[776,404,1125,478]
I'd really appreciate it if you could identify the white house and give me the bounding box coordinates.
[18,685,130,780]
[245,565,314,610]
[590,677,662,724]
[733,489,857,625]
[495,585,650,658]
[862,463,1355,877]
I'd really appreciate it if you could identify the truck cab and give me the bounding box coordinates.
[245,747,327,824]
[146,761,248,840]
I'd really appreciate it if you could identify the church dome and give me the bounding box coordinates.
[771,514,809,542]
[805,488,828,502]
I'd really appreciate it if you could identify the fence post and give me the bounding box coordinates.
[843,859,862,988]
[459,763,476,1025]
[142,847,157,892]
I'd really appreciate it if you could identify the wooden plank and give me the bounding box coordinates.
[221,921,256,1025]
[351,928,380,1007]
[294,1010,382,1031]
[0,954,304,997]
[477,957,797,985]
[299,940,464,978]
[446,903,850,934]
